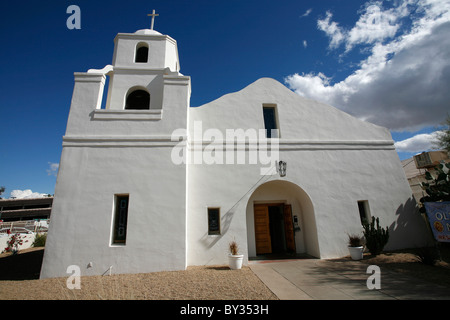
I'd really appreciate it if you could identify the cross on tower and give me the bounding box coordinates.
[147,9,159,30]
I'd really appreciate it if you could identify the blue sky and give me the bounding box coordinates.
[1,0,449,198]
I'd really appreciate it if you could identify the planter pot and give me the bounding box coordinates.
[228,254,244,270]
[348,246,364,260]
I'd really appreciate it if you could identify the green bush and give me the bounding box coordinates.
[32,233,47,247]
[363,217,389,256]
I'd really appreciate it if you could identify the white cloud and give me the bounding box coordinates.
[345,4,401,51]
[286,0,450,132]
[303,40,308,48]
[9,189,49,199]
[46,162,59,177]
[301,8,313,18]
[394,131,441,152]
[318,1,410,51]
[317,11,346,49]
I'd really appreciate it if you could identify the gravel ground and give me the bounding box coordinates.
[357,246,450,288]
[1,245,449,300]
[0,248,277,300]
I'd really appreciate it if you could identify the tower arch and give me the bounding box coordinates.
[125,87,150,110]
[135,42,149,63]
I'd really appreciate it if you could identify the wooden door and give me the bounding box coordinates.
[254,204,272,254]
[283,204,296,253]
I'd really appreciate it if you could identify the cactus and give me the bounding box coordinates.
[363,216,389,256]
[419,163,450,208]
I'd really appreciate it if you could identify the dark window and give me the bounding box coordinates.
[357,201,370,225]
[112,195,129,244]
[135,45,149,63]
[208,208,220,235]
[125,90,150,110]
[263,106,278,138]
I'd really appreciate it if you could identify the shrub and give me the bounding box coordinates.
[2,232,24,254]
[414,247,440,265]
[363,216,389,256]
[32,233,47,247]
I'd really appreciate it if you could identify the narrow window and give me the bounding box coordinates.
[208,208,220,235]
[125,89,150,110]
[135,43,149,63]
[112,195,129,244]
[357,200,370,225]
[263,105,279,138]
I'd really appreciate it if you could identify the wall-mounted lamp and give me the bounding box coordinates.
[277,160,287,177]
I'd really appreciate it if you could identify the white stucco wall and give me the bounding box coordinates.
[186,77,430,266]
[41,146,187,278]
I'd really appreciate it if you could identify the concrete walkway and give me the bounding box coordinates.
[249,258,450,300]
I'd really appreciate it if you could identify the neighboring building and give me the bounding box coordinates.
[0,197,53,222]
[402,150,450,203]
[40,23,430,278]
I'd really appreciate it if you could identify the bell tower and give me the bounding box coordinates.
[104,22,182,111]
[64,9,190,137]
[41,12,191,278]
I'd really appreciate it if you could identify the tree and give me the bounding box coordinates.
[0,186,5,199]
[434,114,450,152]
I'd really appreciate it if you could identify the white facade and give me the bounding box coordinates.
[40,28,430,278]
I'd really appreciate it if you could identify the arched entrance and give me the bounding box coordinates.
[245,180,319,259]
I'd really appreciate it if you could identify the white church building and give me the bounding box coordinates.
[40,20,430,278]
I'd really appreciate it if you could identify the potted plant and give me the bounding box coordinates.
[347,234,364,260]
[228,240,244,270]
